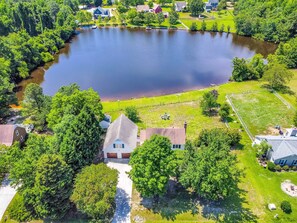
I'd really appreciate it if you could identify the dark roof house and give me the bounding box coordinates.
[93,7,110,18]
[153,4,162,14]
[0,125,27,146]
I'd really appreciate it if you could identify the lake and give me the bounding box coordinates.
[17,28,277,100]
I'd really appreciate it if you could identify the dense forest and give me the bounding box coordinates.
[234,0,297,42]
[0,0,78,119]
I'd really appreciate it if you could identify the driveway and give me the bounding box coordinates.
[0,178,17,220]
[106,160,132,223]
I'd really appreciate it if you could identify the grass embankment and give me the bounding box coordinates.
[102,71,297,223]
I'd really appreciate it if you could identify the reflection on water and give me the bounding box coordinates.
[17,28,277,101]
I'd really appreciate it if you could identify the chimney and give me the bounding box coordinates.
[184,121,187,133]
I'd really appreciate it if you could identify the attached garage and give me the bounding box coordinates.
[107,153,118,158]
[121,153,131,159]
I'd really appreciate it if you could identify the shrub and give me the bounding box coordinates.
[292,166,297,171]
[281,201,292,214]
[267,162,276,171]
[125,106,140,122]
[275,165,282,171]
[190,22,198,31]
[7,193,32,222]
[282,165,289,171]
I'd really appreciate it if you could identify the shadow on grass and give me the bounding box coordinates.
[261,84,296,95]
[201,187,258,223]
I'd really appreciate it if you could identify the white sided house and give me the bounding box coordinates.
[140,127,186,150]
[254,128,297,166]
[103,114,138,159]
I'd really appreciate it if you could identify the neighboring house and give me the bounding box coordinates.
[93,7,111,19]
[208,0,219,8]
[163,12,169,18]
[140,127,186,150]
[136,5,150,13]
[99,114,112,130]
[153,4,162,14]
[0,125,27,146]
[103,114,138,159]
[205,3,212,12]
[175,2,187,12]
[254,129,297,166]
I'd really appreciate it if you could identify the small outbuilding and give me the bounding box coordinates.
[175,2,187,12]
[0,125,27,146]
[268,203,276,211]
[103,114,138,159]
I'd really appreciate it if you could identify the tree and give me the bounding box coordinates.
[144,13,156,26]
[211,21,218,32]
[219,24,225,32]
[201,20,207,31]
[190,22,197,31]
[276,38,297,68]
[148,0,153,8]
[125,106,140,122]
[129,135,176,199]
[22,83,51,131]
[263,62,293,90]
[217,0,227,11]
[200,90,219,115]
[56,105,102,172]
[156,12,165,26]
[47,84,104,129]
[189,0,204,17]
[281,201,292,214]
[94,0,103,7]
[169,11,179,26]
[294,111,297,127]
[33,154,73,219]
[71,164,118,221]
[180,130,241,201]
[219,102,231,121]
[255,141,271,158]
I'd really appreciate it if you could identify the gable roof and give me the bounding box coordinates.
[103,114,138,149]
[93,7,109,15]
[0,125,16,146]
[136,5,150,12]
[255,135,297,160]
[175,2,187,10]
[140,128,186,145]
[153,4,161,10]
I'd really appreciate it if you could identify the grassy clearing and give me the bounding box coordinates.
[229,90,295,135]
[103,71,297,223]
[179,10,236,32]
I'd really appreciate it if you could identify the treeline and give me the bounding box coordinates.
[231,37,297,89]
[1,84,118,222]
[0,0,79,119]
[234,0,297,42]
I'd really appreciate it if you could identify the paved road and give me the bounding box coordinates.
[0,178,17,220]
[106,160,132,223]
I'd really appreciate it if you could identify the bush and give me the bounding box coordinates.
[125,106,140,122]
[7,193,32,222]
[281,201,292,214]
[292,166,297,171]
[190,22,198,31]
[275,165,282,171]
[282,165,289,171]
[267,162,276,171]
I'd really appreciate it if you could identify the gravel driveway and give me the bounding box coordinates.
[106,160,132,223]
[0,178,17,220]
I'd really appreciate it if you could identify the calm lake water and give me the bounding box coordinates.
[17,28,277,100]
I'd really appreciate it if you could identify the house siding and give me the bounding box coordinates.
[274,155,297,166]
[103,139,134,159]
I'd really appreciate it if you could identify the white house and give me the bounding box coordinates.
[254,128,297,166]
[140,126,186,150]
[103,114,138,159]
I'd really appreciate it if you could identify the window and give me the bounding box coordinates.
[20,136,24,142]
[173,144,181,149]
[292,160,297,166]
[16,130,19,136]
[113,144,124,149]
[279,160,287,166]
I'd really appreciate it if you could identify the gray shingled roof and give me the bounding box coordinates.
[140,128,186,144]
[103,114,138,149]
[255,135,297,160]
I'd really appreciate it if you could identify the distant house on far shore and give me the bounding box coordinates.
[93,7,111,19]
[175,2,187,12]
[0,125,27,146]
[153,4,162,14]
[136,5,150,13]
[205,3,212,12]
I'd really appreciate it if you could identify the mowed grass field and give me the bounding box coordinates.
[102,71,297,223]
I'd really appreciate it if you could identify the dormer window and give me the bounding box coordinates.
[16,130,19,136]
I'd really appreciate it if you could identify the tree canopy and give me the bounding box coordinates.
[129,135,176,198]
[71,164,118,221]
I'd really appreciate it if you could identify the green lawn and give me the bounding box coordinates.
[102,71,297,223]
[229,90,295,136]
[179,10,236,32]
